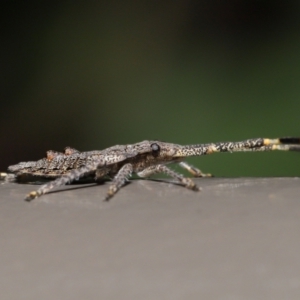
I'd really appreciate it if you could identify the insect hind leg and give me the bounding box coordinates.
[24,163,99,201]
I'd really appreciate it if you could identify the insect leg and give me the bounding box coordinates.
[138,165,200,191]
[178,161,212,177]
[105,163,133,201]
[24,162,100,201]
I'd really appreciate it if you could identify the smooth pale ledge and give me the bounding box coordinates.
[0,177,300,300]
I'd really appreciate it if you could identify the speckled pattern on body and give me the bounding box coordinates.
[1,137,299,201]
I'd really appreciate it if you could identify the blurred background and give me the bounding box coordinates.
[1,0,299,177]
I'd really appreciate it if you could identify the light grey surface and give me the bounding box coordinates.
[1,177,300,299]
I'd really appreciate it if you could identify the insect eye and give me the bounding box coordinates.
[151,143,160,154]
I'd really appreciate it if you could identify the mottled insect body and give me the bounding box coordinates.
[1,137,299,201]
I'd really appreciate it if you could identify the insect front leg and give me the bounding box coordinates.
[137,165,200,191]
[105,163,133,201]
[178,161,212,177]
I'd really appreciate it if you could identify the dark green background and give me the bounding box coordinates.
[1,1,299,176]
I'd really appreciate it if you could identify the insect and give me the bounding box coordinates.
[1,137,299,202]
